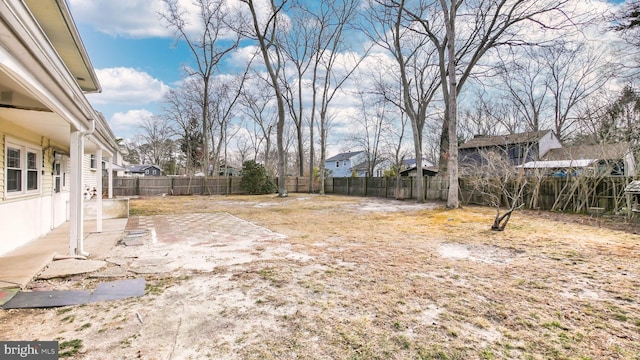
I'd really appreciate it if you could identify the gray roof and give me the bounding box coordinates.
[400,166,439,176]
[459,130,552,150]
[625,180,640,194]
[128,164,161,173]
[326,151,364,162]
[543,143,631,161]
[351,158,386,172]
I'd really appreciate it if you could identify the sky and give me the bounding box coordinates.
[67,0,629,145]
[69,0,195,139]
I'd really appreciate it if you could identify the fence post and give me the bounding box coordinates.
[364,177,368,197]
[384,177,387,198]
[136,177,140,196]
[410,176,413,199]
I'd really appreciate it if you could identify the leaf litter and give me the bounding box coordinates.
[1,194,639,359]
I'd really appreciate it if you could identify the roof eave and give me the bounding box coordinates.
[24,0,101,93]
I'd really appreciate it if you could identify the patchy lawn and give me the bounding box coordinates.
[2,194,640,359]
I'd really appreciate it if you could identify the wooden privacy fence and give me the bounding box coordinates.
[104,176,317,196]
[459,176,635,213]
[105,175,636,214]
[323,176,449,201]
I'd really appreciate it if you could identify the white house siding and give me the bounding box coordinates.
[82,154,98,197]
[0,135,4,196]
[0,120,69,255]
[0,195,54,255]
[538,131,563,158]
[326,152,368,177]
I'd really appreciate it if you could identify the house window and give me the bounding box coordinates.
[53,153,67,193]
[336,161,339,168]
[6,147,21,192]
[5,140,40,196]
[343,160,347,166]
[27,151,37,190]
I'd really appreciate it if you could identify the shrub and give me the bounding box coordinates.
[240,160,276,194]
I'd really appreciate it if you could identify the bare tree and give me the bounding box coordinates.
[395,0,574,208]
[345,88,388,177]
[208,73,248,177]
[461,148,528,231]
[385,110,410,199]
[458,97,512,143]
[304,0,366,195]
[137,115,176,171]
[541,41,614,140]
[234,0,289,197]
[160,0,240,177]
[280,1,315,177]
[363,0,441,203]
[162,81,203,175]
[495,49,550,133]
[239,77,278,173]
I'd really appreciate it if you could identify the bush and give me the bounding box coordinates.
[240,160,276,194]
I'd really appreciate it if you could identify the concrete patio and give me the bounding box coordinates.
[0,218,127,290]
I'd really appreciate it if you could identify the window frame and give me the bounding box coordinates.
[90,154,97,170]
[5,138,41,198]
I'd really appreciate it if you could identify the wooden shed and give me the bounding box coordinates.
[624,180,640,219]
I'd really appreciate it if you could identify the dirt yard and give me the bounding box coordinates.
[1,194,640,359]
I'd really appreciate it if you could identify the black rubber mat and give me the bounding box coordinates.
[2,290,91,308]
[2,278,146,309]
[89,278,145,302]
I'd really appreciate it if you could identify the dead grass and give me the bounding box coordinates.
[2,194,640,359]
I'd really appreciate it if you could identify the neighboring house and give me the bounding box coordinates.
[521,142,637,177]
[0,0,121,256]
[399,158,438,177]
[625,180,640,216]
[402,158,435,169]
[351,158,387,177]
[399,167,439,177]
[459,130,562,166]
[325,151,367,177]
[219,166,240,176]
[102,160,126,178]
[127,165,163,177]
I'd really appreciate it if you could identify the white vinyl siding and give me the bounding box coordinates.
[0,137,4,196]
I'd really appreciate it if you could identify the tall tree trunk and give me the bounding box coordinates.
[442,0,459,208]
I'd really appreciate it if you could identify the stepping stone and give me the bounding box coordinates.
[37,259,106,279]
[0,288,18,306]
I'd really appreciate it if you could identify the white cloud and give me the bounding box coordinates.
[69,0,173,38]
[88,67,170,105]
[109,109,155,138]
[69,0,235,39]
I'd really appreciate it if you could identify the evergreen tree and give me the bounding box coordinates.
[240,160,276,194]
